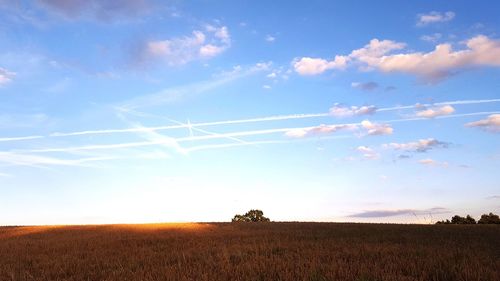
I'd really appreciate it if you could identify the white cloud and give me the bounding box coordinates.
[141,26,230,66]
[350,39,406,68]
[371,35,500,82]
[385,138,448,152]
[329,104,377,117]
[285,120,392,138]
[266,72,277,78]
[465,114,500,133]
[293,35,500,82]
[417,11,455,26]
[285,124,356,138]
[293,38,405,75]
[361,120,393,136]
[213,26,230,44]
[199,44,225,57]
[0,67,15,85]
[418,158,448,167]
[293,56,348,75]
[356,146,379,160]
[351,81,378,91]
[265,35,275,42]
[415,105,455,118]
[262,85,271,90]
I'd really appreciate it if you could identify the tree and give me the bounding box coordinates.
[478,213,500,224]
[450,215,476,224]
[232,209,270,222]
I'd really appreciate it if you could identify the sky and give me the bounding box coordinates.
[0,0,499,225]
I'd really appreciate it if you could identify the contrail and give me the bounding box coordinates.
[49,113,330,137]
[0,136,44,142]
[2,99,499,141]
[22,125,336,153]
[48,98,500,137]
[377,99,500,112]
[185,135,353,153]
[384,111,500,123]
[13,111,500,154]
[165,117,251,145]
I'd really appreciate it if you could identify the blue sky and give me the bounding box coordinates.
[1,0,499,225]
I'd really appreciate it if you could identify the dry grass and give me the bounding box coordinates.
[0,222,499,281]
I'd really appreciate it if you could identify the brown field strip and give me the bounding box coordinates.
[0,222,499,281]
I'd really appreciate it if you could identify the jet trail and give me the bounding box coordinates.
[13,111,500,154]
[1,99,499,142]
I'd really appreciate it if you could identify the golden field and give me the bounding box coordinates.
[0,222,499,281]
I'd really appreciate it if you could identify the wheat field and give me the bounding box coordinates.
[0,222,499,281]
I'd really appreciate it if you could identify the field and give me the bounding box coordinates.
[0,223,499,281]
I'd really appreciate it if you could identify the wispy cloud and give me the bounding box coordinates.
[285,120,392,138]
[136,25,230,67]
[418,158,448,167]
[420,33,442,43]
[417,11,455,26]
[465,114,500,133]
[0,67,15,85]
[0,152,115,167]
[0,113,52,129]
[37,0,155,21]
[356,146,379,160]
[119,62,267,110]
[384,138,449,152]
[265,35,275,42]
[351,81,378,91]
[348,207,450,218]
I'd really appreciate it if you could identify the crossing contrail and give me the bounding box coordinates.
[46,98,500,137]
[1,99,499,142]
[12,111,500,155]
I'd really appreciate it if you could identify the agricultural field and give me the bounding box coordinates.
[1,222,499,281]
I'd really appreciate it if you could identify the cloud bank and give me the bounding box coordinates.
[293,35,500,82]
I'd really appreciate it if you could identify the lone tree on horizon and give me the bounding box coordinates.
[232,209,270,222]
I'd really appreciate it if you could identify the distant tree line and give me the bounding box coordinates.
[436,212,500,224]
